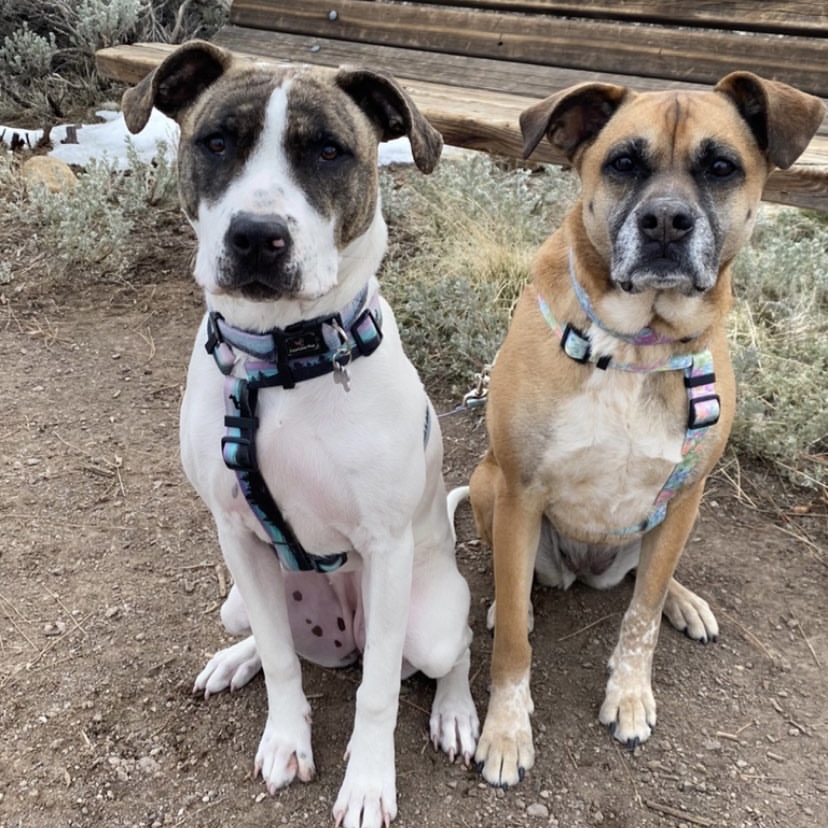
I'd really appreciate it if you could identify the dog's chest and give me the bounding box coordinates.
[539,368,683,538]
[181,331,428,557]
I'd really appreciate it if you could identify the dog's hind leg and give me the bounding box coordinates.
[194,635,261,696]
[405,545,479,764]
[663,576,718,643]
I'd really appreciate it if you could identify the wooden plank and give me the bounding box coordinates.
[95,42,828,211]
[211,27,828,139]
[406,1,828,36]
[228,0,828,96]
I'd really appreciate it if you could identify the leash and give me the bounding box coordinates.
[206,287,384,573]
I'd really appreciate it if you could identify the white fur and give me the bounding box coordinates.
[539,364,682,539]
[181,83,477,828]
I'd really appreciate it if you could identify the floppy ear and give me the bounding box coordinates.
[335,67,443,173]
[519,82,628,162]
[121,40,233,134]
[715,72,825,170]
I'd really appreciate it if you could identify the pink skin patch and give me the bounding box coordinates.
[283,570,417,678]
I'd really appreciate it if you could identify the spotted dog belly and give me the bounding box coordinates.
[284,570,363,668]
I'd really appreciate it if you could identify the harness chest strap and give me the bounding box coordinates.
[534,282,721,536]
[206,288,384,574]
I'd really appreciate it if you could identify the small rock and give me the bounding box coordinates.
[137,756,161,775]
[526,802,549,818]
[21,156,77,193]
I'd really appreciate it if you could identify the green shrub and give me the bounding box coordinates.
[13,139,177,277]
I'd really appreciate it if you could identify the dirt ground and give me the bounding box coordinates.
[1,199,826,828]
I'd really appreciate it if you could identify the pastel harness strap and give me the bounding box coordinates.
[534,261,721,536]
[205,287,383,573]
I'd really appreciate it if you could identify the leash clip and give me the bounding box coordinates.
[463,364,491,409]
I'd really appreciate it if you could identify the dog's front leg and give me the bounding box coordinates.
[333,528,415,828]
[215,520,316,790]
[475,482,542,787]
[599,482,706,747]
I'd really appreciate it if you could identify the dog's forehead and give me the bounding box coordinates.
[188,64,366,137]
[598,90,756,161]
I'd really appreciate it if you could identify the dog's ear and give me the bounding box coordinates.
[715,72,825,170]
[520,83,628,163]
[122,40,233,134]
[335,67,443,173]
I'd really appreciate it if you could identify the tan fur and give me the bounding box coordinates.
[472,73,824,787]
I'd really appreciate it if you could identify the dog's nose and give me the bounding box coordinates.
[638,197,694,243]
[226,213,291,268]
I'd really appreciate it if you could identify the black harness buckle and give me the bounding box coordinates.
[560,322,591,363]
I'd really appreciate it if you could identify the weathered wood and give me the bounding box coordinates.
[94,0,828,211]
[408,1,828,36]
[95,41,828,211]
[212,26,828,139]
[228,0,828,97]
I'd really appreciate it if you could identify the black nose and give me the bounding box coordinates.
[638,197,695,243]
[226,213,291,269]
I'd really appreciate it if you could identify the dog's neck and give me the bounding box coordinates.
[569,247,730,346]
[204,205,388,333]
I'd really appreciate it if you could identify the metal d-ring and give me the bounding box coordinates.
[328,319,353,378]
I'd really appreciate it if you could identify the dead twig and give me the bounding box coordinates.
[715,720,754,743]
[557,612,619,642]
[46,589,87,637]
[719,611,778,663]
[611,741,641,806]
[790,617,821,668]
[643,798,714,827]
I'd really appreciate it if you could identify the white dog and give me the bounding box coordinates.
[123,41,478,828]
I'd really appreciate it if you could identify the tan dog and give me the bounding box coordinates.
[470,72,824,786]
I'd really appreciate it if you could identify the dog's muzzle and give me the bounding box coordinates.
[611,195,717,295]
[222,212,298,297]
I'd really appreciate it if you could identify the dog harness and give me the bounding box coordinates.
[205,286,384,572]
[534,253,721,536]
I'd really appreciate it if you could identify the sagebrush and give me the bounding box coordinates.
[0,0,230,119]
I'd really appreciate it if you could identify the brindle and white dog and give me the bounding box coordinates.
[468,72,824,786]
[123,41,478,828]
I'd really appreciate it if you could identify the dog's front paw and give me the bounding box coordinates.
[333,738,397,828]
[430,673,479,764]
[663,578,719,643]
[474,680,534,787]
[598,672,656,748]
[193,635,261,697]
[256,709,315,793]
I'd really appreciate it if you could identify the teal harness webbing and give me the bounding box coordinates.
[206,288,383,572]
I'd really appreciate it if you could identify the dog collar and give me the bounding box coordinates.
[205,287,383,574]
[533,280,721,536]
[205,285,383,388]
[568,250,698,347]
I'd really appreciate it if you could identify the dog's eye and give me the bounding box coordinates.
[709,158,737,178]
[203,133,227,155]
[609,155,637,174]
[320,144,341,162]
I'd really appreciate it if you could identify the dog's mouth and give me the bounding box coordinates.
[614,260,708,294]
[612,243,717,295]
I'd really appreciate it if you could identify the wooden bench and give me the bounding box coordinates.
[96,0,828,211]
